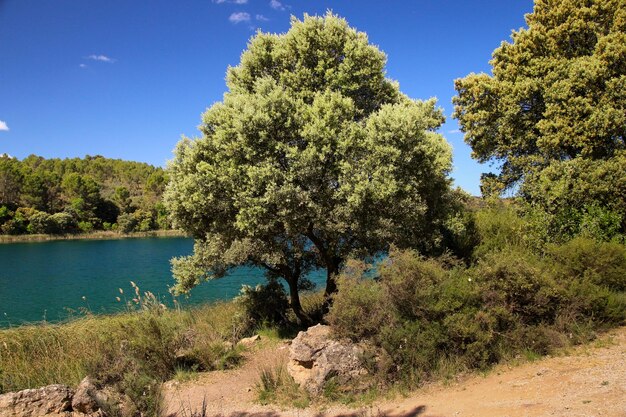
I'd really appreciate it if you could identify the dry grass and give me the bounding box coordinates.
[0,229,186,244]
[0,298,246,415]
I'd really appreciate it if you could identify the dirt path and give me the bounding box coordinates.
[162,327,626,417]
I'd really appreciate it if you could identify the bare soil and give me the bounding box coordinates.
[162,327,626,417]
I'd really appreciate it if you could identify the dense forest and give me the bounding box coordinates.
[0,154,171,235]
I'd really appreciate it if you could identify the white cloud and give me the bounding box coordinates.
[87,54,115,63]
[269,0,285,10]
[448,129,461,134]
[256,14,269,21]
[229,12,251,23]
[0,121,9,131]
[79,63,87,68]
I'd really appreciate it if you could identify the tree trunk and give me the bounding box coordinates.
[286,276,311,326]
[324,260,340,297]
[322,257,342,314]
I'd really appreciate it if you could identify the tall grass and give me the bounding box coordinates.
[0,297,246,415]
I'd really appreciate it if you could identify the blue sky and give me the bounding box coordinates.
[0,0,533,195]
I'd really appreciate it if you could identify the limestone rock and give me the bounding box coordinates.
[0,384,73,417]
[71,377,107,415]
[287,324,367,395]
[238,334,261,347]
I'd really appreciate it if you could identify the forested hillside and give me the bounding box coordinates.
[0,154,171,235]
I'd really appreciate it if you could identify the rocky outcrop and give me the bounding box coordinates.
[71,377,108,415]
[287,324,367,395]
[0,379,108,417]
[0,384,73,417]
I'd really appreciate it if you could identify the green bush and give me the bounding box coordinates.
[379,249,451,321]
[0,205,11,224]
[549,238,626,292]
[473,202,531,258]
[26,211,52,234]
[1,218,26,235]
[116,210,156,233]
[77,221,94,233]
[48,212,77,234]
[472,249,565,325]
[327,242,626,391]
[377,320,443,385]
[116,213,138,233]
[237,279,290,326]
[327,260,393,341]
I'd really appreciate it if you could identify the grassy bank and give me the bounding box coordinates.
[0,289,322,416]
[0,229,187,244]
[0,298,246,415]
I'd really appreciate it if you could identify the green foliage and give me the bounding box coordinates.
[453,0,626,242]
[0,155,171,236]
[1,218,26,235]
[522,154,626,242]
[473,201,531,257]
[327,261,392,341]
[328,238,626,390]
[473,249,564,325]
[237,280,290,326]
[26,211,52,234]
[48,212,77,234]
[454,0,626,189]
[548,238,626,292]
[0,155,22,206]
[165,13,454,321]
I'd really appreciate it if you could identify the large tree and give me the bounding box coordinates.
[453,0,626,191]
[165,13,454,323]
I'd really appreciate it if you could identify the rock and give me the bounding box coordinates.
[0,384,73,417]
[287,324,367,395]
[71,377,107,415]
[238,334,260,347]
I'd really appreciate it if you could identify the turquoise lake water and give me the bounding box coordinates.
[0,237,326,327]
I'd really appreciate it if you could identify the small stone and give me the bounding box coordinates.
[238,334,261,347]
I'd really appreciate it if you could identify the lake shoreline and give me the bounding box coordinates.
[0,229,187,244]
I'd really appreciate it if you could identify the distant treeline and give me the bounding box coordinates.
[0,154,171,235]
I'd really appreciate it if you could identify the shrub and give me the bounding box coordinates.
[377,320,443,385]
[473,202,530,258]
[1,218,26,235]
[379,248,450,321]
[133,210,155,232]
[472,249,564,325]
[549,238,626,292]
[26,211,52,234]
[77,221,94,233]
[0,205,11,224]
[48,212,77,234]
[327,260,393,341]
[327,243,626,391]
[237,279,289,327]
[116,213,138,233]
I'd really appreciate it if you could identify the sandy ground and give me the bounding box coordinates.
[162,327,626,417]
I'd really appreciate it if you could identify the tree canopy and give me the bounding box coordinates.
[165,13,454,323]
[0,154,171,235]
[453,0,626,190]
